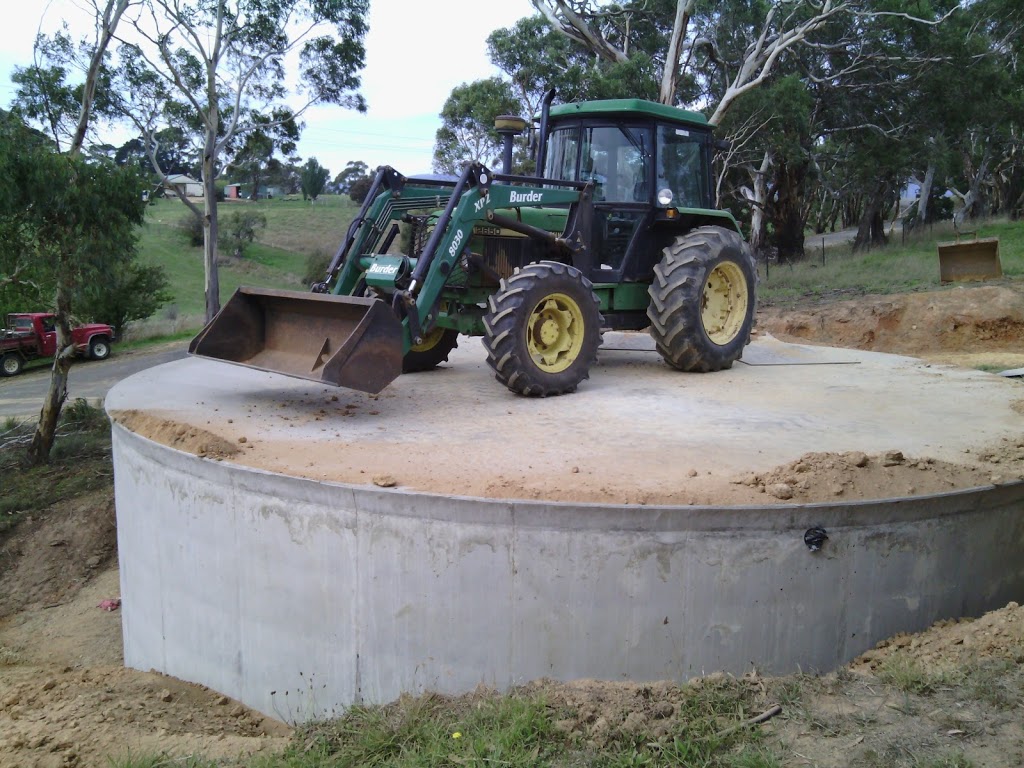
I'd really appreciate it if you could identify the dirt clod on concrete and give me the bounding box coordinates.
[110,409,240,459]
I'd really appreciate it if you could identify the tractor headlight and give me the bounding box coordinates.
[657,188,674,206]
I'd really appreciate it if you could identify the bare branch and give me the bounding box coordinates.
[70,0,133,156]
[532,0,629,63]
[658,0,695,104]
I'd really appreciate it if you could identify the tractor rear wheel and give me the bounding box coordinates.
[647,226,756,372]
[483,261,603,396]
[403,327,459,373]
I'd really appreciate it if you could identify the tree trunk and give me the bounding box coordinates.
[955,145,991,225]
[767,159,808,261]
[853,186,888,252]
[27,286,73,465]
[657,0,694,105]
[202,132,221,323]
[916,164,935,225]
[747,150,770,255]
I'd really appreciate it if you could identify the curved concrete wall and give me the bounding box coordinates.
[112,424,1024,723]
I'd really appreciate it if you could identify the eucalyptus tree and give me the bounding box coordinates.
[939,0,1024,221]
[114,0,369,321]
[433,78,521,174]
[528,0,955,123]
[333,160,370,193]
[7,0,142,464]
[227,109,301,200]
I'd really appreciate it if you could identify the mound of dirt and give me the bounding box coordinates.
[0,571,291,768]
[0,489,116,620]
[852,601,1024,674]
[730,446,1024,503]
[109,409,240,460]
[758,283,1024,367]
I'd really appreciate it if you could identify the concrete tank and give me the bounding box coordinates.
[108,336,1024,722]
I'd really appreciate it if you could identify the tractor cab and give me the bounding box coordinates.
[540,100,716,284]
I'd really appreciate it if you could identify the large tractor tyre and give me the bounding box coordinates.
[89,336,112,361]
[1,353,23,376]
[647,226,756,372]
[402,327,459,373]
[483,261,603,397]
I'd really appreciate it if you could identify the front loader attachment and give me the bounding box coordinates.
[937,237,1002,283]
[188,287,403,394]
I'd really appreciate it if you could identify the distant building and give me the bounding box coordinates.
[224,182,282,200]
[164,174,203,197]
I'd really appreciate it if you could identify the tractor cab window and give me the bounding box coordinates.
[543,126,580,183]
[657,125,710,209]
[580,125,651,203]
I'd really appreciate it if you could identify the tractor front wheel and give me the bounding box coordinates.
[647,226,756,372]
[403,327,459,373]
[483,261,603,396]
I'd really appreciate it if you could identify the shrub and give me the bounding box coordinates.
[349,176,373,204]
[303,251,332,288]
[179,214,204,247]
[218,210,267,258]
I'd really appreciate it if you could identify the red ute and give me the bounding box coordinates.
[0,313,114,376]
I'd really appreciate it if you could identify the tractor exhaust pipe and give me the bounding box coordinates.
[535,88,556,176]
[495,115,527,177]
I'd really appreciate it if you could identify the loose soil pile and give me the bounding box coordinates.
[758,281,1024,370]
[2,281,1023,766]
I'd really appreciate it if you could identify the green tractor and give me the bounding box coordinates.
[190,95,757,396]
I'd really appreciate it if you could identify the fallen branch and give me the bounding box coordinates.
[713,704,784,739]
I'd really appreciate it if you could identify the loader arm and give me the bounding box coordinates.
[190,163,591,394]
[328,162,590,352]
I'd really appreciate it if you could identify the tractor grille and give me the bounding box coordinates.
[481,236,532,280]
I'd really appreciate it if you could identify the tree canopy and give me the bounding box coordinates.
[432,0,1023,260]
[301,157,331,201]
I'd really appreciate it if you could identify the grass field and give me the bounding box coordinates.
[133,196,360,336]
[758,218,1023,306]
[134,197,1022,337]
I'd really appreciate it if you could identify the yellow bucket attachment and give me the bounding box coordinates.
[937,237,1002,283]
[189,287,404,394]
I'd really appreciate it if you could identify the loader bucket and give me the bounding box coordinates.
[937,237,1002,283]
[188,287,404,394]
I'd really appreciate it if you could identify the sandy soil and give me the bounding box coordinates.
[758,282,1024,368]
[0,491,291,768]
[2,280,1023,766]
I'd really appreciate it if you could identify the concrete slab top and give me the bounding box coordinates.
[105,332,1024,505]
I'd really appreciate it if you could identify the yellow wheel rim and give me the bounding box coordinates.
[701,261,749,345]
[410,326,446,353]
[526,292,585,373]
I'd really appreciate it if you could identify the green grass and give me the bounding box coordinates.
[758,218,1024,306]
[138,196,358,326]
[112,678,783,768]
[875,653,952,696]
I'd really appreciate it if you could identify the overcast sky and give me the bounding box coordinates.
[0,0,537,176]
